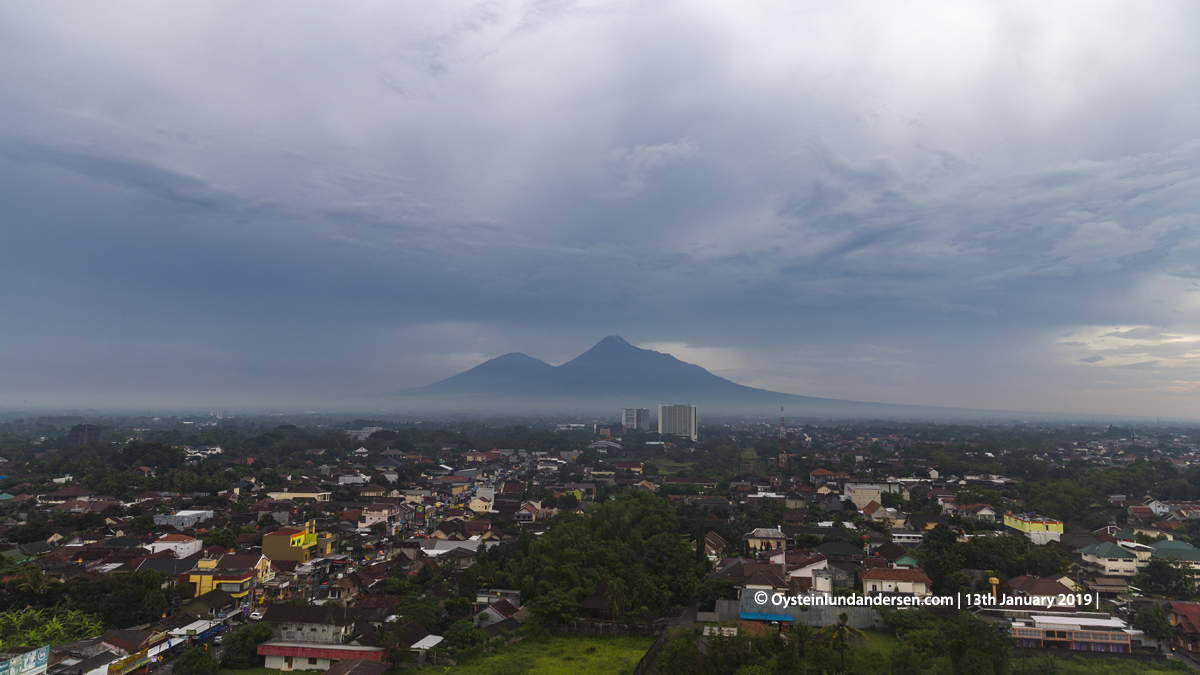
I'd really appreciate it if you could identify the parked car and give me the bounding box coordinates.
[249,611,264,621]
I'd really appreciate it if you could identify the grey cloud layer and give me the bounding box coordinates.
[2,1,1199,417]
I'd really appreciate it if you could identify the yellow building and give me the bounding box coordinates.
[1004,512,1064,544]
[467,497,493,515]
[262,520,335,563]
[185,553,274,599]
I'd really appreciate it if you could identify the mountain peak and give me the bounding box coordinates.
[405,351,553,394]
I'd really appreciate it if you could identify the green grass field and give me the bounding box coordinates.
[856,628,900,655]
[655,460,695,475]
[219,668,281,675]
[411,633,653,675]
[1011,655,1188,674]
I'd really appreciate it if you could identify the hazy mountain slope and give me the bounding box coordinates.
[410,352,555,394]
[397,336,1009,419]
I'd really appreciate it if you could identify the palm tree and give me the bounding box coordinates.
[820,612,867,674]
[18,567,60,596]
[790,620,814,675]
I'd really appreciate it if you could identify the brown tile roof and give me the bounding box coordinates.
[861,568,932,583]
[261,603,352,625]
[1008,575,1072,597]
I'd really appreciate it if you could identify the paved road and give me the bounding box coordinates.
[1164,645,1200,671]
[667,603,697,636]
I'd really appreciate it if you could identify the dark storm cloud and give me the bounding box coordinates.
[1,1,1199,417]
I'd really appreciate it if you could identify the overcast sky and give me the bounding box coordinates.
[3,1,1200,419]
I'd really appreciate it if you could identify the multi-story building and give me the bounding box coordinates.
[1004,512,1064,544]
[1077,542,1139,577]
[153,509,214,530]
[183,554,274,600]
[263,520,336,563]
[1008,614,1132,653]
[658,404,698,441]
[622,408,650,432]
[260,605,356,645]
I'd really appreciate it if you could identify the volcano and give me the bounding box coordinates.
[395,336,1004,420]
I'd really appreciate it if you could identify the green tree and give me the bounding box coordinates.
[1142,558,1194,598]
[945,612,1011,675]
[219,623,274,669]
[1134,605,1178,642]
[174,646,219,675]
[887,643,924,675]
[17,566,60,596]
[202,528,237,550]
[956,649,994,675]
[396,594,440,632]
[443,619,487,651]
[697,579,737,612]
[129,515,157,536]
[819,612,866,673]
[444,597,473,620]
[659,628,708,675]
[783,621,814,675]
[526,589,578,626]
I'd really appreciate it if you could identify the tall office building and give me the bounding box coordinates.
[622,407,650,431]
[658,404,698,441]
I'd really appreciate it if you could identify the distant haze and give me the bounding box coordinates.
[2,3,1199,419]
[397,335,1135,422]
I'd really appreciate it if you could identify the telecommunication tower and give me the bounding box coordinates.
[779,407,787,468]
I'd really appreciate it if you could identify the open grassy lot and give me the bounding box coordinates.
[411,633,653,675]
[856,628,900,655]
[1011,655,1188,674]
[655,460,695,475]
[219,668,280,675]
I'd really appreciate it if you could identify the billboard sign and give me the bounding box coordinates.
[0,647,49,675]
[108,649,149,675]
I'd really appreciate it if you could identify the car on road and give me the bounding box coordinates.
[249,611,264,621]
[214,635,223,644]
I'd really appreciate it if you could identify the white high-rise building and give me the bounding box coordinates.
[622,407,650,431]
[658,404,698,441]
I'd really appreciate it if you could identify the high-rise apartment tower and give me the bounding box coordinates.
[622,407,650,431]
[658,404,698,441]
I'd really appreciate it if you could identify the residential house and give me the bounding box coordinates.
[147,534,202,559]
[262,604,356,644]
[1165,602,1200,654]
[256,642,384,671]
[743,527,787,551]
[39,485,97,504]
[474,598,521,629]
[180,589,237,619]
[273,486,332,502]
[861,568,933,597]
[1007,576,1073,606]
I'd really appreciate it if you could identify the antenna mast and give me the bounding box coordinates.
[779,407,787,468]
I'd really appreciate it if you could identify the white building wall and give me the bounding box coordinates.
[263,655,331,672]
[658,404,698,441]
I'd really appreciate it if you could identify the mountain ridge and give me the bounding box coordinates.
[394,336,1047,420]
